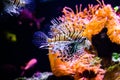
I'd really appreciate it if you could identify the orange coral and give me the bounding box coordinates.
[48,0,120,80]
[59,0,120,44]
[48,50,75,76]
[49,49,105,80]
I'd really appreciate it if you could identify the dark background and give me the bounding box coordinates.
[0,0,120,80]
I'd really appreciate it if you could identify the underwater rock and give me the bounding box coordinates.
[15,71,74,80]
[15,72,53,80]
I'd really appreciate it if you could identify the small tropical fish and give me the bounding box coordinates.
[24,58,37,70]
[3,0,32,15]
[21,58,37,76]
[112,52,120,62]
[114,6,120,16]
[114,6,119,12]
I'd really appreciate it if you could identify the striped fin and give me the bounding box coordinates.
[48,34,68,42]
[70,29,83,40]
[50,18,84,42]
[32,31,49,48]
[50,18,73,40]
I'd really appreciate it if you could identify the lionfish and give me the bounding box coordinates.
[33,1,107,80]
[3,0,33,15]
[32,18,92,60]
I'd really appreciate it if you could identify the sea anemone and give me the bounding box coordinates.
[49,48,105,80]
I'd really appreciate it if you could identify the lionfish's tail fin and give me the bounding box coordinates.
[32,31,49,48]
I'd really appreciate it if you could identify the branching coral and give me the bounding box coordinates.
[47,0,120,80]
[49,49,105,80]
[59,0,120,44]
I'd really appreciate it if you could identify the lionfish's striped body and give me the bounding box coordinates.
[49,18,92,57]
[32,0,109,80]
[49,18,84,42]
[32,18,92,60]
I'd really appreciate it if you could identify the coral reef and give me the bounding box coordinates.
[59,0,120,44]
[49,49,105,80]
[48,0,120,80]
[17,0,120,80]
